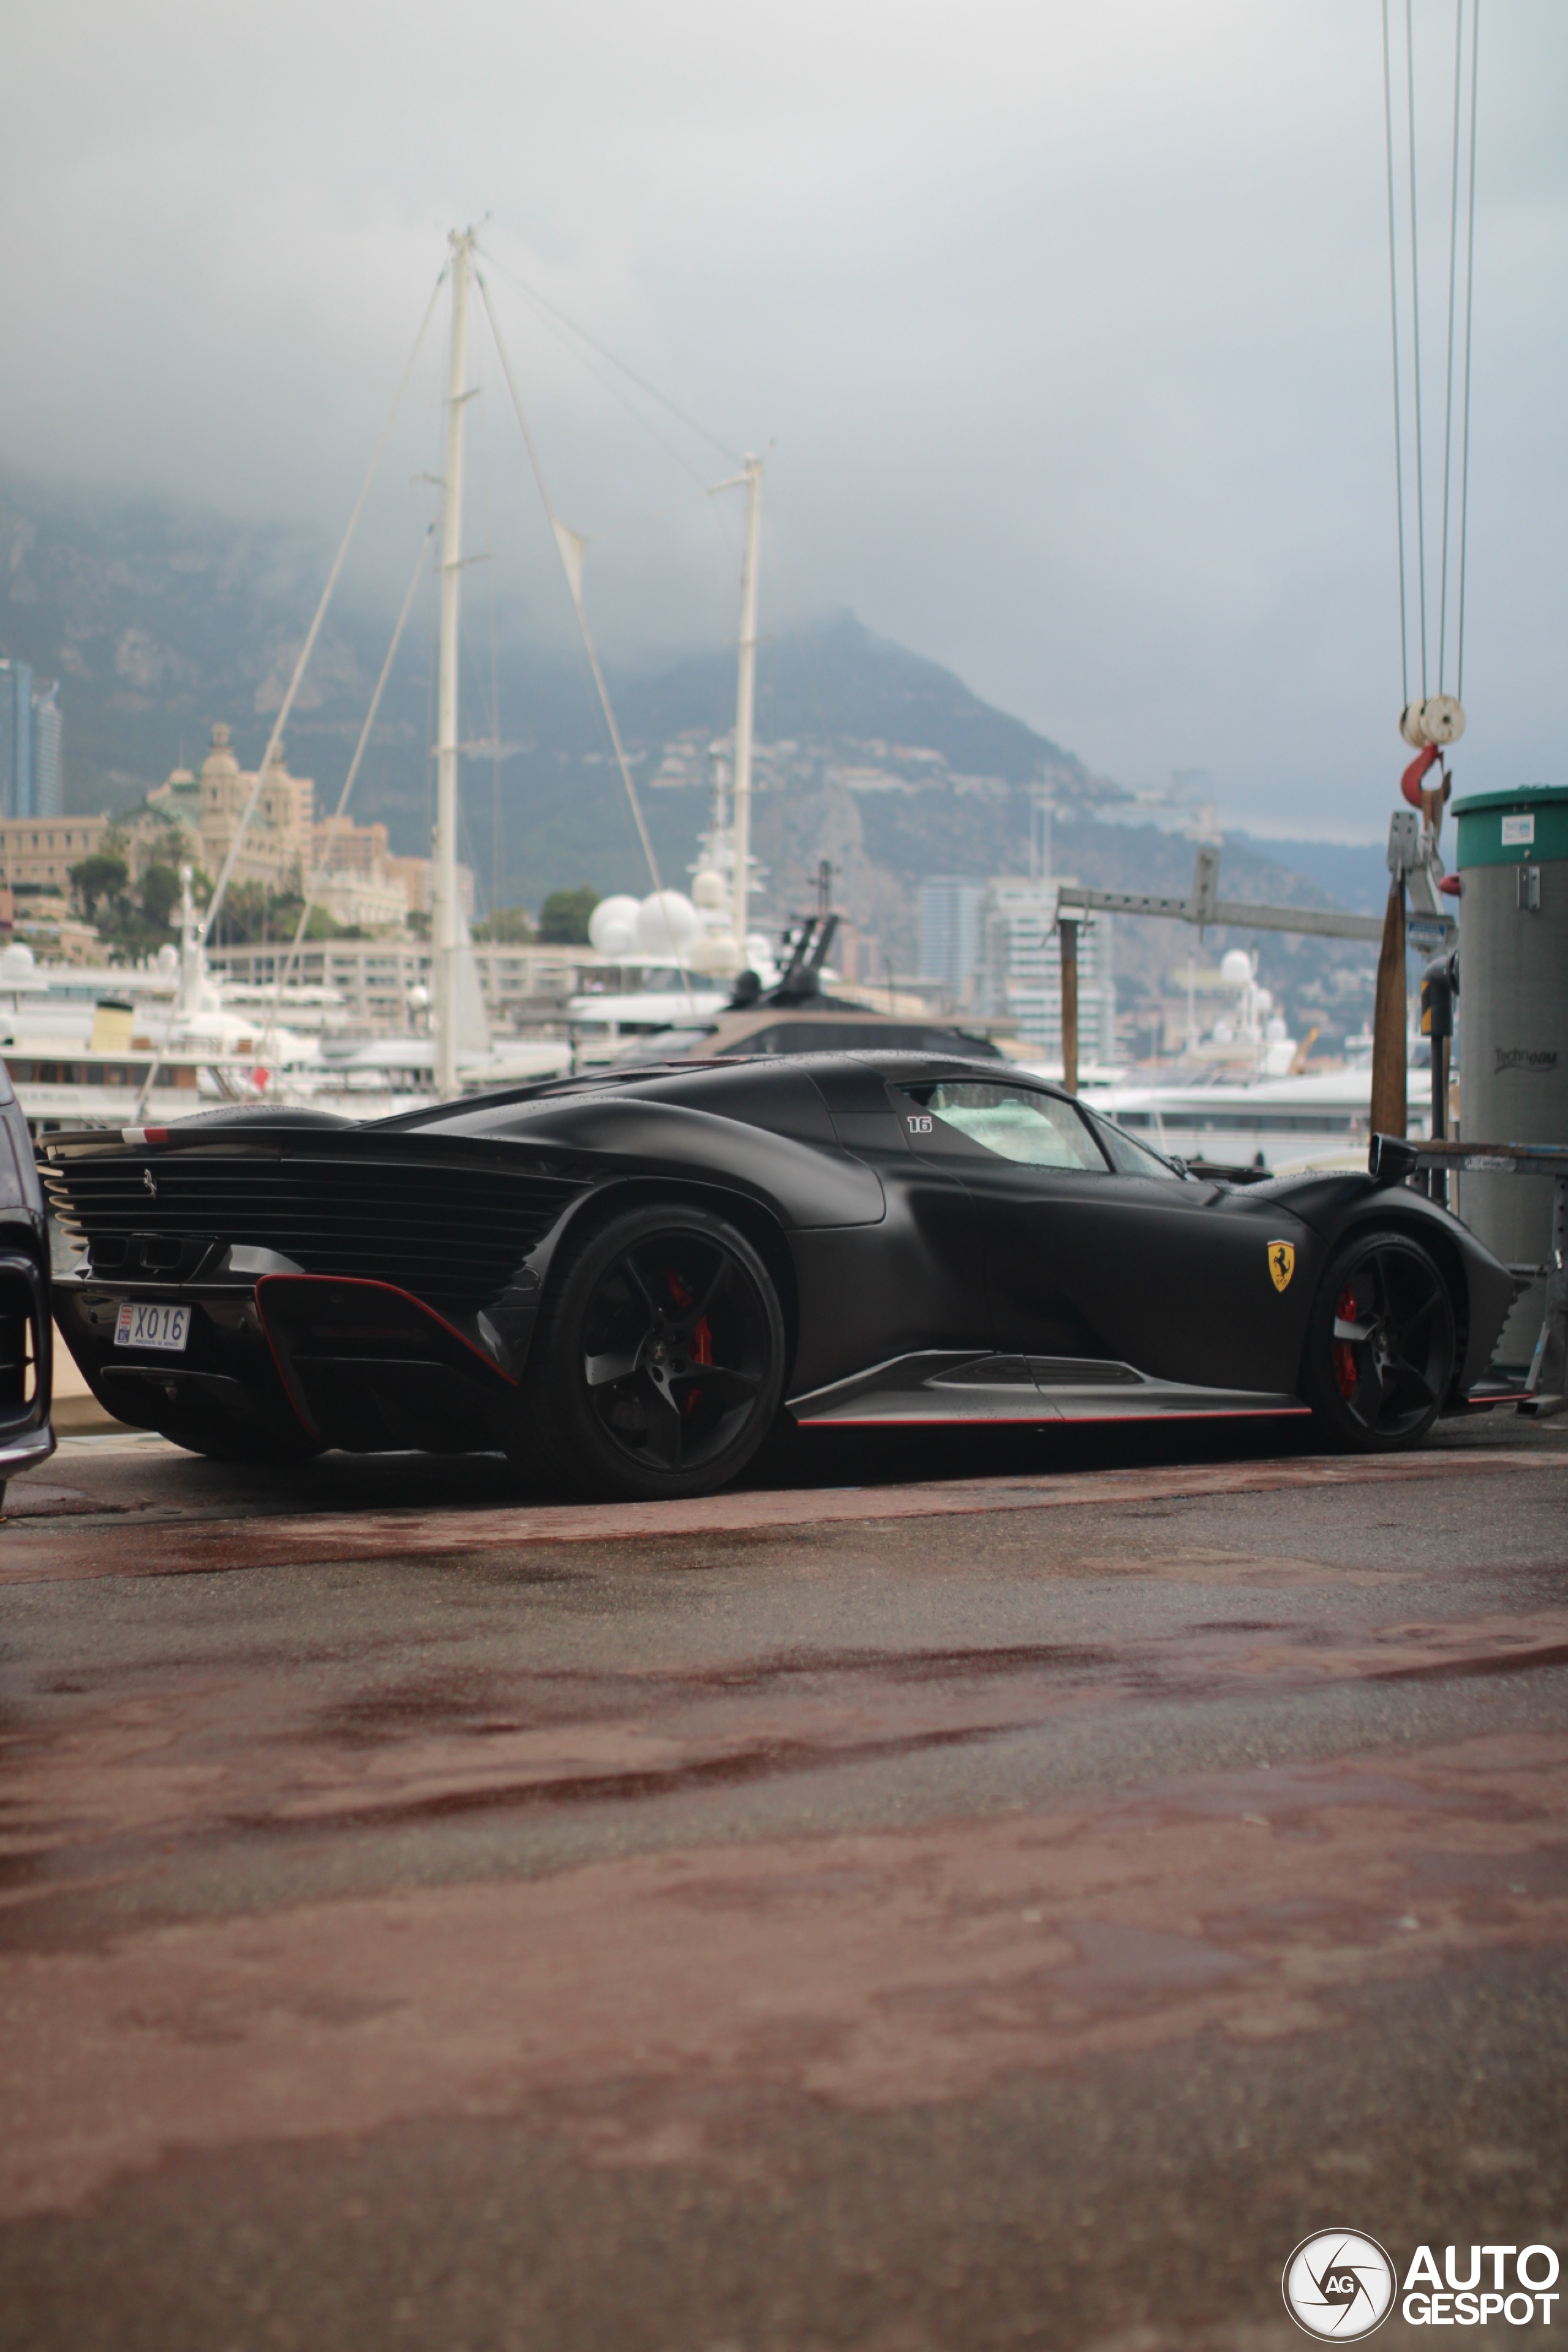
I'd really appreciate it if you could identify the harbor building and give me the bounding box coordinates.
[0,815,113,892]
[919,877,986,1003]
[979,875,1115,1069]
[147,738,464,933]
[31,684,61,817]
[0,666,64,821]
[309,815,417,932]
[153,722,317,895]
[0,661,33,819]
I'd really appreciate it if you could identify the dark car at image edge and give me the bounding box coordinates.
[0,1059,55,1504]
[42,1050,1513,1500]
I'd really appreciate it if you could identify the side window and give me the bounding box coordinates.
[1087,1112,1186,1182]
[907,1081,1110,1172]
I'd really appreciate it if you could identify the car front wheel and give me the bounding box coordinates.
[516,1202,786,1500]
[1300,1229,1456,1451]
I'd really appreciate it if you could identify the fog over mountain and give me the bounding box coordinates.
[0,470,1110,886]
[1,471,1387,1044]
[2,2,1564,840]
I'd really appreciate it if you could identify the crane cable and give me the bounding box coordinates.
[1381,0,1481,730]
[1403,0,1430,703]
[1453,0,1480,701]
[1380,0,1412,710]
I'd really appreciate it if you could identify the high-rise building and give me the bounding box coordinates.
[0,660,34,819]
[919,877,986,1001]
[31,682,61,818]
[978,875,1115,1071]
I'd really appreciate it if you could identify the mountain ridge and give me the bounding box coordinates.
[0,472,1107,835]
[0,472,1382,1041]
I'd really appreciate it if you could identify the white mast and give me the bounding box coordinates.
[729,453,763,958]
[434,228,473,1099]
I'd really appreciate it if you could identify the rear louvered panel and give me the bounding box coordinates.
[44,1154,580,1304]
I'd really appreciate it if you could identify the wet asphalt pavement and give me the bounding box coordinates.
[1,1408,1566,2350]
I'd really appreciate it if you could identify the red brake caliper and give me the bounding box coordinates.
[666,1273,712,1414]
[1333,1284,1359,1401]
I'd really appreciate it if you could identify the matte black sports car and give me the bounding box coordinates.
[43,1052,1513,1499]
[0,1059,55,1506]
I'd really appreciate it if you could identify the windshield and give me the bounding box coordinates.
[1088,1112,1186,1181]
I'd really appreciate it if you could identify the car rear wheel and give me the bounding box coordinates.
[1300,1229,1456,1451]
[515,1202,786,1500]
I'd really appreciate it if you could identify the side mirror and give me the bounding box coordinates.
[1369,1133,1420,1186]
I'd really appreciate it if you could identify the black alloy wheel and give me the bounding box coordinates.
[518,1202,786,1499]
[1300,1229,1456,1451]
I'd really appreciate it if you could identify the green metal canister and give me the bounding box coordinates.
[1453,782,1568,1370]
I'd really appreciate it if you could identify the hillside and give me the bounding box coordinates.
[0,473,1382,1038]
[0,475,1105,831]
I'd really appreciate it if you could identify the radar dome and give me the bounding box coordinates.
[588,895,642,956]
[691,869,727,911]
[688,930,741,976]
[1220,948,1254,987]
[0,943,36,981]
[635,890,700,957]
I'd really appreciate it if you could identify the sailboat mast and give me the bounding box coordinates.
[730,454,763,958]
[434,228,473,1099]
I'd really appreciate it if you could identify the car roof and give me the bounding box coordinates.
[377,1048,1069,1131]
[699,1004,1000,1047]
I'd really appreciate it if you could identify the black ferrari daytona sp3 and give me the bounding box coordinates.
[44,1052,1514,1498]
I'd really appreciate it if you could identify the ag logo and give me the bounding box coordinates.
[1268,1240,1295,1293]
[1282,2230,1395,2339]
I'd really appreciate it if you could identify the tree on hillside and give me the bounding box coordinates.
[138,863,183,932]
[70,848,219,959]
[210,883,355,947]
[473,906,536,944]
[69,853,130,924]
[538,887,600,945]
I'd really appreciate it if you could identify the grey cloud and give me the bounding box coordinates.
[1,0,1563,839]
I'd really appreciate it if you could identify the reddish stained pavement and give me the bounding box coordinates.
[1,1415,1567,2349]
[1,1439,1562,1581]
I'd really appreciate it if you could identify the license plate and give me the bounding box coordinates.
[115,1302,191,1353]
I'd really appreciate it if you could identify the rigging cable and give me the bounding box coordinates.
[477,244,745,585]
[474,263,695,1011]
[475,241,740,466]
[260,522,435,1068]
[200,264,447,946]
[1380,0,1412,709]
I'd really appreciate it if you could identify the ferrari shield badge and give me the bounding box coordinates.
[1267,1242,1295,1294]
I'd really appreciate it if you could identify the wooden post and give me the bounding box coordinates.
[1059,918,1080,1096]
[1369,880,1408,1139]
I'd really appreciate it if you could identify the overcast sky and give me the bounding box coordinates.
[4,0,1564,838]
